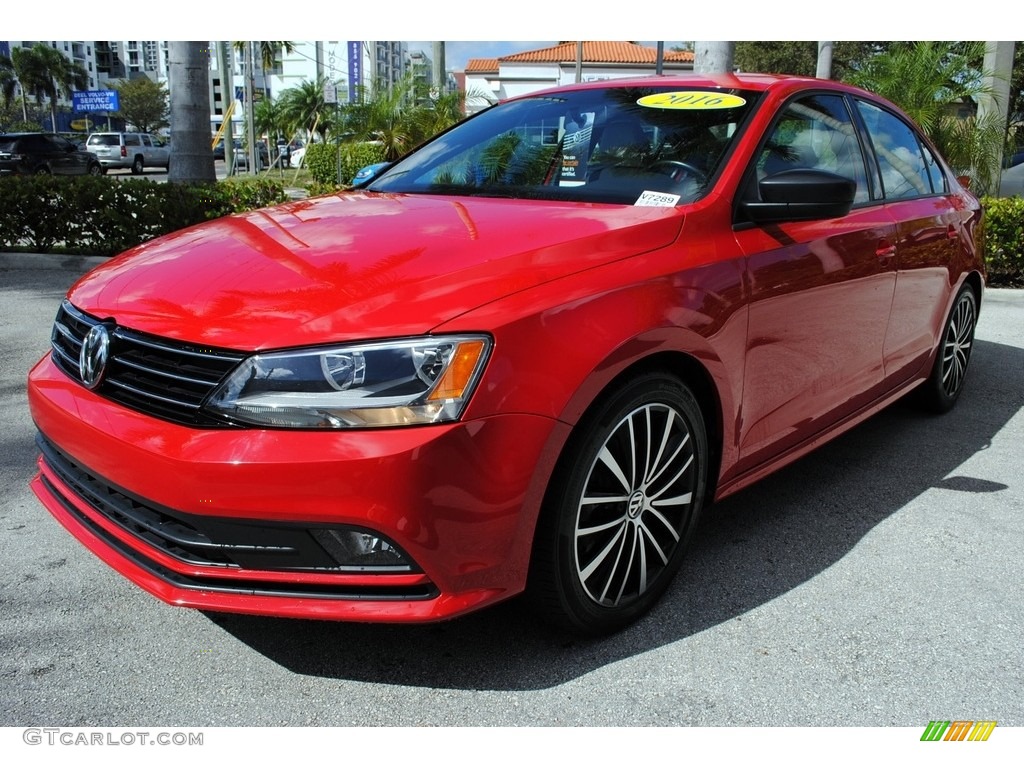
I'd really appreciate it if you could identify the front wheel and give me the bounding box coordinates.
[917,285,977,413]
[528,373,708,635]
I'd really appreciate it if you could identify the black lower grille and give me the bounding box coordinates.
[37,435,433,602]
[50,300,246,427]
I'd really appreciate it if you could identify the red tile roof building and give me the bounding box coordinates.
[462,41,694,113]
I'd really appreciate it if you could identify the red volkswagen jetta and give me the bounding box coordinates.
[28,74,984,634]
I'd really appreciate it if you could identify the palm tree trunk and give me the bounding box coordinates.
[694,42,735,74]
[168,42,215,183]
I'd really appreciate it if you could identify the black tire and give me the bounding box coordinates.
[131,156,144,175]
[88,163,102,176]
[528,372,708,635]
[35,166,51,175]
[918,284,977,413]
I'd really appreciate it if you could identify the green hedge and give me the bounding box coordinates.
[302,141,386,188]
[2,176,1020,285]
[0,175,287,257]
[981,196,1024,287]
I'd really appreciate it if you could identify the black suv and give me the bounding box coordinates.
[0,133,102,176]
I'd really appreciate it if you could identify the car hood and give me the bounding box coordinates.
[67,191,683,350]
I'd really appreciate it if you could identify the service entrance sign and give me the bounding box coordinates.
[72,90,120,113]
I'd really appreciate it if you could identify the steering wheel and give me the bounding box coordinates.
[647,160,707,185]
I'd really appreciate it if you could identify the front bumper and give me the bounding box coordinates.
[29,353,566,622]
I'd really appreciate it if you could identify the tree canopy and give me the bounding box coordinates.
[114,77,169,133]
[848,41,1004,194]
[734,41,888,80]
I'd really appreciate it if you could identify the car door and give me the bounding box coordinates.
[851,98,969,387]
[149,135,169,165]
[731,91,898,468]
[47,135,85,174]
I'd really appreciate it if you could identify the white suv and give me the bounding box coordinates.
[86,132,170,174]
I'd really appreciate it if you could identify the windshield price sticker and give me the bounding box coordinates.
[638,92,747,110]
[635,190,681,207]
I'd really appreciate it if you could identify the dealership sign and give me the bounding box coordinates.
[348,41,361,103]
[72,90,120,113]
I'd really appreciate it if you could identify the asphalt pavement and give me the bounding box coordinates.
[1,254,1021,731]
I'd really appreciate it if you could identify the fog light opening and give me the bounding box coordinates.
[311,527,414,569]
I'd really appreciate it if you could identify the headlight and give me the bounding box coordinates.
[204,335,491,429]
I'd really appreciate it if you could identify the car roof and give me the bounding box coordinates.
[512,72,866,102]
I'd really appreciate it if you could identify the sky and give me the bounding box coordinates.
[11,1,1006,51]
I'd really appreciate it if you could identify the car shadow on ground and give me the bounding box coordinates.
[206,338,1022,690]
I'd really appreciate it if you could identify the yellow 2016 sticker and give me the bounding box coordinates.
[638,92,747,110]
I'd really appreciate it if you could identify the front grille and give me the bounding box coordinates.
[50,300,246,427]
[37,434,435,601]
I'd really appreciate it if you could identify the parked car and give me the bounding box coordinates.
[234,140,270,171]
[28,74,985,635]
[86,132,170,174]
[0,132,102,176]
[1003,148,1024,169]
[288,145,306,168]
[352,161,389,184]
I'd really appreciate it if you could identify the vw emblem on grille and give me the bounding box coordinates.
[79,324,111,389]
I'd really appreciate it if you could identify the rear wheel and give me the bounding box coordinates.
[528,372,708,635]
[131,156,144,175]
[88,163,102,176]
[918,285,977,413]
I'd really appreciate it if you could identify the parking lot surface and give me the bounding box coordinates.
[1,258,1021,728]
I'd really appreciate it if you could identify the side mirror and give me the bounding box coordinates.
[741,169,856,223]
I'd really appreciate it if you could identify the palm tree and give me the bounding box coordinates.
[233,42,294,172]
[253,96,289,141]
[233,41,294,73]
[167,41,215,183]
[279,77,334,141]
[847,41,1004,193]
[0,54,18,113]
[11,45,43,123]
[412,88,468,143]
[10,43,87,131]
[359,83,416,160]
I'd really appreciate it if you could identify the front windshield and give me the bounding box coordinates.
[369,85,760,205]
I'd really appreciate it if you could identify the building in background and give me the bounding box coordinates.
[408,49,433,103]
[2,40,100,130]
[94,41,168,87]
[369,41,408,95]
[3,40,449,136]
[461,41,695,114]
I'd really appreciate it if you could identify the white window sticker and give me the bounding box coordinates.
[635,190,680,207]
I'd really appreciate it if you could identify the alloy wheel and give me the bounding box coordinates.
[941,291,975,398]
[573,401,697,609]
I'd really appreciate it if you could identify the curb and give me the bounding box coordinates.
[0,252,108,271]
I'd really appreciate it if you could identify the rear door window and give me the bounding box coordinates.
[855,100,939,199]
